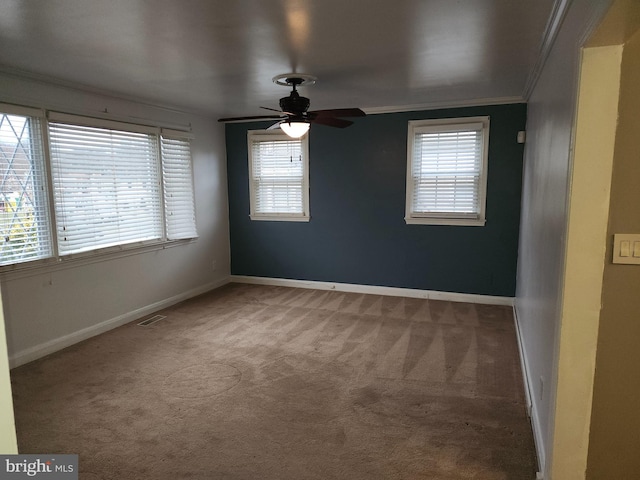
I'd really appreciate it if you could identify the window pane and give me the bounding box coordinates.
[412,129,482,215]
[49,122,163,255]
[0,113,52,265]
[249,135,307,216]
[161,136,197,240]
[409,120,487,221]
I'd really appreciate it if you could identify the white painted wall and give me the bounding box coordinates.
[0,72,230,366]
[514,0,611,475]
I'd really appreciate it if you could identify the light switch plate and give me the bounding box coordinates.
[612,234,640,264]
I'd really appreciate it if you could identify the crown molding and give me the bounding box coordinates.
[522,0,615,100]
[362,96,525,115]
[218,96,526,126]
[522,0,573,100]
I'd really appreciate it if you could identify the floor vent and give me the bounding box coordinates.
[137,314,167,327]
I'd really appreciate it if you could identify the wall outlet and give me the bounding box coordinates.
[211,260,217,271]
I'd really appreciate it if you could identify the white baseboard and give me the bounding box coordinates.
[513,304,546,477]
[230,275,514,306]
[9,278,230,368]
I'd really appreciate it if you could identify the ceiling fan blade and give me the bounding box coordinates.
[267,121,283,130]
[261,106,296,116]
[309,116,354,128]
[308,108,366,118]
[218,115,284,122]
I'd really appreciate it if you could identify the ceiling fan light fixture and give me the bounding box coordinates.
[280,121,310,138]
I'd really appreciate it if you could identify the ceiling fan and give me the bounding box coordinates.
[218,74,366,138]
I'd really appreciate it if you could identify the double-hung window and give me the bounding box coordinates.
[405,116,489,226]
[1,105,52,264]
[48,114,164,255]
[247,130,310,222]
[0,104,197,268]
[160,131,198,240]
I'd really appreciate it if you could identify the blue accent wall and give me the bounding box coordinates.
[226,103,526,296]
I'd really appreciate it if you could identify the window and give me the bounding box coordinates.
[405,116,489,226]
[0,105,197,268]
[161,132,198,240]
[48,116,163,255]
[247,130,309,222]
[1,106,52,264]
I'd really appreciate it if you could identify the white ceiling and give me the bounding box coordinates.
[0,0,556,117]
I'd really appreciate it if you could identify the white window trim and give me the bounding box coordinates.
[0,104,197,273]
[405,116,490,226]
[247,130,310,222]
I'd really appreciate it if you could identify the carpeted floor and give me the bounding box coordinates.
[11,283,537,479]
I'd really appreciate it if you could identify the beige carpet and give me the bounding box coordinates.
[11,283,537,479]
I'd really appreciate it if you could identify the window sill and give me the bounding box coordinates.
[249,215,310,222]
[0,237,197,281]
[405,217,486,226]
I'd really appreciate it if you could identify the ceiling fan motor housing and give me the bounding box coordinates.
[280,90,310,116]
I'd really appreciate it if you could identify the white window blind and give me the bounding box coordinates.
[161,133,197,239]
[0,109,52,266]
[406,117,489,226]
[49,121,163,255]
[248,132,309,221]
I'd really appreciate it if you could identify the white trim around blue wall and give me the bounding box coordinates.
[231,275,514,306]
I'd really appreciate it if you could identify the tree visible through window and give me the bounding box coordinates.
[0,106,198,268]
[0,111,52,265]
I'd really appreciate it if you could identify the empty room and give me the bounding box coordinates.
[1,1,639,479]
